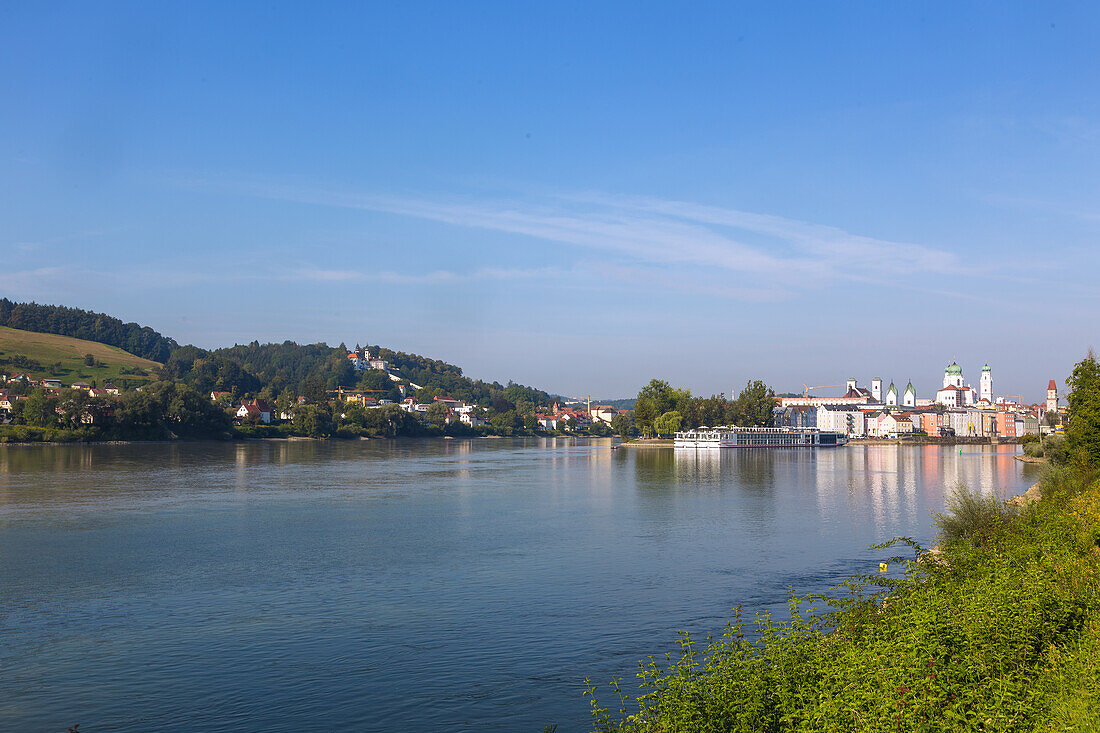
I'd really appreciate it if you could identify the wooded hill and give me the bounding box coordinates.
[1,299,557,411]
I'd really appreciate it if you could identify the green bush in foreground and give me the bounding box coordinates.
[586,468,1100,732]
[933,484,1018,545]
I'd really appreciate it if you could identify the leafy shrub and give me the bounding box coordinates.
[933,483,1017,544]
[1024,440,1045,457]
[1043,434,1069,465]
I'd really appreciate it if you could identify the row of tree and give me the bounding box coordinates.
[7,383,231,439]
[631,378,776,437]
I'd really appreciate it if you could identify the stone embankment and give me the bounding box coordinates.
[1008,482,1043,507]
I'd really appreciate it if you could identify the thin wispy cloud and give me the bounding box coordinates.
[182,176,965,287]
[286,266,563,285]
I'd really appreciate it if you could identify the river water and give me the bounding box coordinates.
[0,439,1037,731]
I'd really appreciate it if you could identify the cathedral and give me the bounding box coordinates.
[935,362,977,408]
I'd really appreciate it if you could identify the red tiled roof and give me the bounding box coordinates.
[1048,379,1057,390]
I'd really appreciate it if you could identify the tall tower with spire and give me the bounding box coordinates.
[903,381,916,408]
[980,364,993,403]
[1046,379,1058,413]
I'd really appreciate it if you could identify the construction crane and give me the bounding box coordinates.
[802,383,843,398]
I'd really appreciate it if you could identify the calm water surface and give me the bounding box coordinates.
[0,440,1038,731]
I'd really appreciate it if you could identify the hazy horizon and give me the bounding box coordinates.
[3,3,1098,401]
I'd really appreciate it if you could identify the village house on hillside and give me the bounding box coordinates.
[236,399,272,424]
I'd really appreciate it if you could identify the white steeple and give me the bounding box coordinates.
[979,364,993,403]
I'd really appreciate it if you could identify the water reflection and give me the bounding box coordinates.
[658,444,1038,540]
[0,439,1038,732]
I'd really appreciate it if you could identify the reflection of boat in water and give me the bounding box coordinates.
[674,426,848,448]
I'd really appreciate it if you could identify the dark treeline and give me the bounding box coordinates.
[0,299,178,362]
[632,378,776,436]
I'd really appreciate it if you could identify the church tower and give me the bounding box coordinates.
[903,381,916,408]
[886,382,898,406]
[980,364,993,403]
[1047,379,1058,414]
[943,362,964,389]
[871,377,882,403]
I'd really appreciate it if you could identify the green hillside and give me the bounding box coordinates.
[0,325,161,386]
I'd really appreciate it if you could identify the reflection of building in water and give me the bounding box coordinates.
[672,446,723,486]
[813,445,1030,537]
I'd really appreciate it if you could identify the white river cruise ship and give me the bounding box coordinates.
[673,426,848,449]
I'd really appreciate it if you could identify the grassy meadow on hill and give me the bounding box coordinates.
[0,325,161,385]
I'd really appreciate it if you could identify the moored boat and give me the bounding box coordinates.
[673,426,848,448]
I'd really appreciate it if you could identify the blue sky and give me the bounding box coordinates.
[2,2,1098,400]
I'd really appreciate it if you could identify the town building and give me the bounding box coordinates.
[980,364,993,404]
[1046,379,1059,413]
[588,404,619,424]
[902,381,916,408]
[236,399,272,424]
[817,405,866,437]
[773,405,817,429]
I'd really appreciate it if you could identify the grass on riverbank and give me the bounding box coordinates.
[586,467,1100,732]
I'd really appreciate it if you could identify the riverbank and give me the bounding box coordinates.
[618,438,674,448]
[587,465,1100,732]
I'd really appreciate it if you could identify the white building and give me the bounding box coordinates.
[871,377,882,402]
[936,362,976,407]
[1046,379,1058,414]
[817,405,866,437]
[979,364,993,404]
[885,382,898,407]
[347,347,372,371]
[902,381,916,408]
[589,405,619,424]
[460,411,487,427]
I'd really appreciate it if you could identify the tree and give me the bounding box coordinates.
[300,375,328,404]
[56,388,91,429]
[611,412,636,437]
[84,353,96,366]
[638,379,678,416]
[653,410,683,436]
[425,401,449,428]
[634,397,657,436]
[733,380,776,427]
[1066,349,1100,467]
[490,409,523,434]
[21,390,59,428]
[292,404,334,438]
